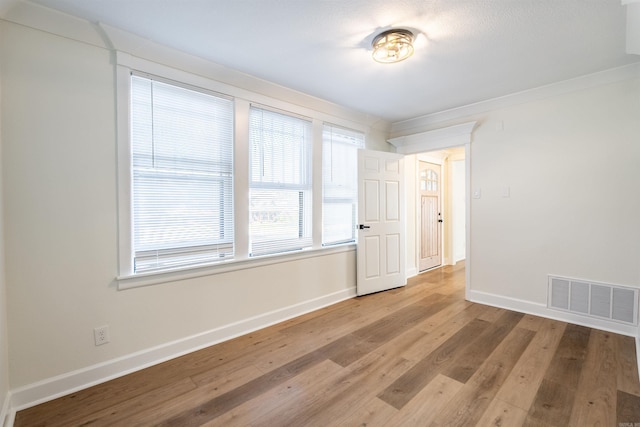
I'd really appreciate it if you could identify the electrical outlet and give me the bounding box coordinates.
[94,325,110,346]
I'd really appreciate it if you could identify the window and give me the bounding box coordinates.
[322,125,364,245]
[249,107,312,256]
[118,60,363,285]
[130,74,234,273]
[420,169,438,192]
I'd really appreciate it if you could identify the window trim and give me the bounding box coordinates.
[129,72,235,273]
[117,243,356,290]
[116,62,134,277]
[116,58,247,280]
[248,105,313,257]
[115,52,367,289]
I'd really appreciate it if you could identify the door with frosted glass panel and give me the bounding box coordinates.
[419,161,442,271]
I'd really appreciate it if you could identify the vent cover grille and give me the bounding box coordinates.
[548,275,638,325]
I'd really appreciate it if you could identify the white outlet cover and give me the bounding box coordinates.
[94,326,110,346]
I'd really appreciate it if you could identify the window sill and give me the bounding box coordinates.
[116,244,356,290]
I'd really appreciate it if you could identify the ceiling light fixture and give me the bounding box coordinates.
[371,29,415,63]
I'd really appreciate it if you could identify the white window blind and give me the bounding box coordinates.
[131,74,234,273]
[322,124,364,245]
[249,106,312,256]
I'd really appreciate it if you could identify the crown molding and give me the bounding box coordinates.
[388,121,477,154]
[3,1,390,133]
[0,0,18,18]
[626,1,640,54]
[390,62,640,137]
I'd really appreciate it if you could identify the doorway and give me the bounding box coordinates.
[418,161,442,271]
[415,148,466,273]
[387,119,474,295]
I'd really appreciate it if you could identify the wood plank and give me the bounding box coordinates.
[251,325,356,373]
[269,287,449,370]
[442,310,524,383]
[333,397,397,427]
[319,331,378,367]
[252,348,413,427]
[278,280,430,337]
[299,357,411,427]
[523,378,575,427]
[517,313,548,332]
[366,326,429,366]
[242,281,467,377]
[542,323,591,390]
[386,374,463,427]
[10,350,224,427]
[317,324,456,425]
[428,327,535,426]
[476,305,506,323]
[13,377,198,427]
[524,323,591,426]
[616,334,640,396]
[110,364,265,426]
[617,390,640,426]
[475,398,529,427]
[568,329,617,426]
[403,303,488,361]
[157,346,328,426]
[201,359,344,427]
[350,293,448,343]
[329,294,450,367]
[264,292,433,373]
[377,318,489,409]
[495,318,566,411]
[420,298,473,333]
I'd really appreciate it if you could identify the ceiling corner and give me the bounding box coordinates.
[625,1,640,54]
[0,0,19,18]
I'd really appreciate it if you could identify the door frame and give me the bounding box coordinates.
[387,121,476,300]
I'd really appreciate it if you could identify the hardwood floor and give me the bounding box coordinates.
[15,263,640,426]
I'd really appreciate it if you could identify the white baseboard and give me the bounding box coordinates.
[467,289,639,337]
[637,328,640,383]
[1,391,12,427]
[10,286,356,412]
[406,267,418,279]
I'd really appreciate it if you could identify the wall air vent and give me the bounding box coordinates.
[548,275,638,325]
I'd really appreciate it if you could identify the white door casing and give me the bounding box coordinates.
[356,150,406,296]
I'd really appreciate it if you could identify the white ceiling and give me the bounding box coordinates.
[13,0,640,122]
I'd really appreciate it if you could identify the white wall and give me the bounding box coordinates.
[392,66,640,333]
[469,77,640,304]
[0,10,388,403]
[403,154,417,277]
[0,19,10,424]
[451,159,466,263]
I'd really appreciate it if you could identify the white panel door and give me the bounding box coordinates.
[357,149,405,296]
